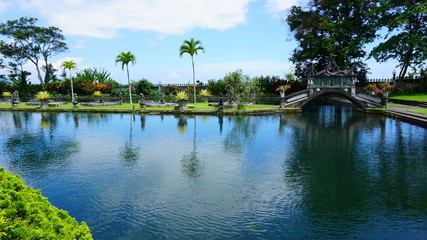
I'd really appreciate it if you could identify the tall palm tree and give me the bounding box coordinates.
[179,38,205,104]
[115,51,136,104]
[62,60,77,102]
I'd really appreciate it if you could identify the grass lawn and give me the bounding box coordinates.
[409,109,427,115]
[0,102,283,111]
[387,102,409,107]
[389,92,427,102]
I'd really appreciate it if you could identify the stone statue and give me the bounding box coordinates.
[118,92,123,104]
[11,91,19,107]
[218,94,224,111]
[72,93,78,108]
[139,93,145,109]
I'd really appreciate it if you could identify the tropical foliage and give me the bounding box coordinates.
[62,60,76,101]
[116,51,136,104]
[179,38,205,104]
[35,91,51,100]
[175,91,189,101]
[198,89,212,98]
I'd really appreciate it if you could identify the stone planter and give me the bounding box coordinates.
[40,100,48,109]
[177,100,187,111]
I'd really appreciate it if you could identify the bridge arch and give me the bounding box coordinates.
[300,89,367,110]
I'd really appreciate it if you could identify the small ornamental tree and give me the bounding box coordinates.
[0,168,93,239]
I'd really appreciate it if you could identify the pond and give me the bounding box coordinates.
[0,107,426,239]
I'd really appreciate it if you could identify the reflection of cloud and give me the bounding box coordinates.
[17,0,251,38]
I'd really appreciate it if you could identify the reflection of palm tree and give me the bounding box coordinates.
[120,114,140,167]
[181,116,203,180]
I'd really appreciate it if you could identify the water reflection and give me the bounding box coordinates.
[181,117,204,181]
[0,109,426,239]
[176,115,188,133]
[120,114,140,167]
[282,106,427,238]
[223,116,259,154]
[3,112,79,175]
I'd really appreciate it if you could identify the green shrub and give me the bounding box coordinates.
[0,168,92,239]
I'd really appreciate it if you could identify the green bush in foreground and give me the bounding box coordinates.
[0,168,92,239]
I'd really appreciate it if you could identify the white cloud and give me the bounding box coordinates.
[0,0,11,13]
[17,57,87,83]
[265,0,299,13]
[200,60,292,76]
[168,72,179,78]
[74,39,93,49]
[17,0,250,38]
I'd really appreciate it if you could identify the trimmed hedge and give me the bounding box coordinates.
[0,168,92,239]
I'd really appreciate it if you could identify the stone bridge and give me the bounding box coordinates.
[283,61,384,110]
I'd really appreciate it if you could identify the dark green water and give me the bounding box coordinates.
[0,107,426,239]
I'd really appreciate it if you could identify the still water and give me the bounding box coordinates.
[0,107,426,239]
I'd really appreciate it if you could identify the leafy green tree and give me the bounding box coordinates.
[179,38,205,104]
[370,0,427,85]
[0,40,32,96]
[286,0,378,79]
[115,51,136,104]
[62,60,77,101]
[207,79,227,96]
[0,17,68,87]
[223,69,256,108]
[135,78,154,95]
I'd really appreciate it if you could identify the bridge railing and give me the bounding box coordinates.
[309,77,354,87]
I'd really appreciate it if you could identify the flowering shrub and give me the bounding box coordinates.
[94,84,108,92]
[276,84,292,92]
[364,82,393,96]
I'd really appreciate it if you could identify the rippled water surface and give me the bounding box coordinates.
[1,107,427,239]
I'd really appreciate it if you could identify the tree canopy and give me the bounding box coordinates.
[286,0,379,79]
[369,0,427,80]
[0,17,68,87]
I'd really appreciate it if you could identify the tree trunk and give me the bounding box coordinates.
[34,60,44,88]
[69,69,74,102]
[192,56,196,105]
[126,65,132,104]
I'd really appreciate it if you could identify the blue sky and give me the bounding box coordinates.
[0,0,397,85]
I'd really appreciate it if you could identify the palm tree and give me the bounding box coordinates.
[115,51,136,104]
[179,38,205,104]
[62,60,77,102]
